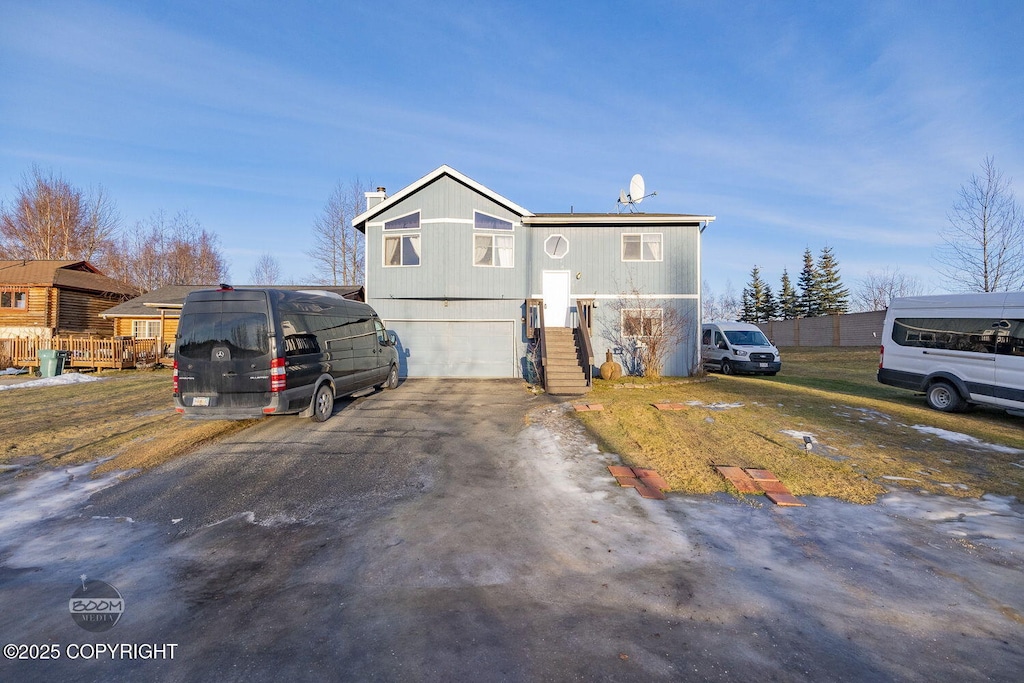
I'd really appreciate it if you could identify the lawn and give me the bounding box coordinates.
[575,347,1024,503]
[0,369,250,475]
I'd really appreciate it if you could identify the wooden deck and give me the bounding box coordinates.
[0,336,163,371]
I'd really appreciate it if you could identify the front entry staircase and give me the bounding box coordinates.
[541,327,590,395]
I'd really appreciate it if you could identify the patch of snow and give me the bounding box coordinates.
[910,425,1024,454]
[0,372,105,391]
[0,461,124,537]
[781,429,815,441]
[1,367,29,375]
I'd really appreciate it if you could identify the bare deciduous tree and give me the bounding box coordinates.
[853,266,924,311]
[250,253,281,285]
[602,280,691,378]
[104,210,229,292]
[0,166,119,261]
[935,156,1024,292]
[702,280,741,323]
[308,179,369,285]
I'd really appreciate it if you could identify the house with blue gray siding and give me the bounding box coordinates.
[352,165,714,393]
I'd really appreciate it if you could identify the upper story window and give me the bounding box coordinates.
[474,234,514,268]
[474,210,513,231]
[622,233,663,262]
[384,234,421,267]
[384,211,420,231]
[0,290,28,309]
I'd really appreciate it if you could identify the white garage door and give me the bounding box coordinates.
[388,320,517,378]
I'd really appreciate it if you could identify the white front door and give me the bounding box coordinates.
[542,271,571,327]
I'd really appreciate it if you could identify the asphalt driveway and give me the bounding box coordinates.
[1,378,1022,681]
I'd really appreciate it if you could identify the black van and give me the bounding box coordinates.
[173,287,400,421]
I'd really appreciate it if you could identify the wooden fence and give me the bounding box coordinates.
[0,336,163,370]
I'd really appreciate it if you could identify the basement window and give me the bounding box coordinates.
[622,308,663,338]
[0,290,27,309]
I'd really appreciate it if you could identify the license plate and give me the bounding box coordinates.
[759,363,769,368]
[192,396,210,407]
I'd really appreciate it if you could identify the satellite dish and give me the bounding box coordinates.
[616,173,657,212]
[630,174,645,204]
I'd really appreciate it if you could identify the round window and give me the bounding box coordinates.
[545,234,568,259]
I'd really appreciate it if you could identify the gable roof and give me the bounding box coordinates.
[100,284,366,318]
[352,165,534,232]
[0,260,138,296]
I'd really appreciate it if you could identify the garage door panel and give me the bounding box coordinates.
[388,321,515,378]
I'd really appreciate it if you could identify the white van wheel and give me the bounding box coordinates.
[926,381,965,413]
[311,384,334,422]
[721,359,734,375]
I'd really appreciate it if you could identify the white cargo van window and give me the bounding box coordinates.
[891,317,1007,354]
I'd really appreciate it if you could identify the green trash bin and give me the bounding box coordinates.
[37,349,58,378]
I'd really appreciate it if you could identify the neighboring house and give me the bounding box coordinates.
[352,165,715,389]
[100,284,365,357]
[0,260,138,338]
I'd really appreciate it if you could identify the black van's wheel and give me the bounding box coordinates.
[311,384,334,422]
[382,364,399,390]
[926,381,966,413]
[721,359,734,375]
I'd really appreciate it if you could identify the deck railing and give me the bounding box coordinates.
[0,336,162,370]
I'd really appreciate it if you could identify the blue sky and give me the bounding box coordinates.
[2,1,1022,298]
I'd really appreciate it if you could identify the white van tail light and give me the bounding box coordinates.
[270,357,286,392]
[173,360,179,394]
[879,345,884,370]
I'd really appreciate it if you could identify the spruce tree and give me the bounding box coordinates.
[742,266,773,323]
[760,283,780,321]
[817,246,850,315]
[779,269,799,319]
[797,248,822,317]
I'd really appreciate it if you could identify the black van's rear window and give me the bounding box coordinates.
[178,312,270,360]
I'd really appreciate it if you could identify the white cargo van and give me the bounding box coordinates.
[702,322,781,375]
[877,292,1024,416]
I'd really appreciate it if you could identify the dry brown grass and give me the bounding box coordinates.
[577,348,1024,503]
[0,369,250,475]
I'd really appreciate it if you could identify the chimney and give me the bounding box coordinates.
[365,187,387,211]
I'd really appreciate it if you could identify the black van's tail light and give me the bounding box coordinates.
[173,360,179,394]
[270,357,286,392]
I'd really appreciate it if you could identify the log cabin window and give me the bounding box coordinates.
[1,290,28,309]
[132,320,161,338]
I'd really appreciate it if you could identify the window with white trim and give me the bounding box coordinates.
[384,211,420,231]
[621,308,663,338]
[132,320,161,338]
[622,233,663,262]
[545,234,569,259]
[0,290,28,309]
[474,234,514,267]
[384,234,421,267]
[473,210,513,231]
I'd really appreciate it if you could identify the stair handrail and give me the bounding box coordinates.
[574,300,594,387]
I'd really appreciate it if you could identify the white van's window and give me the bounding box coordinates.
[702,329,712,345]
[724,330,770,346]
[892,317,1024,355]
[178,313,270,360]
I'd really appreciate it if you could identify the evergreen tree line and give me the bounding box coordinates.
[740,246,849,323]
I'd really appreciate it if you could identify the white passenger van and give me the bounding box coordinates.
[878,292,1024,416]
[702,322,782,376]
